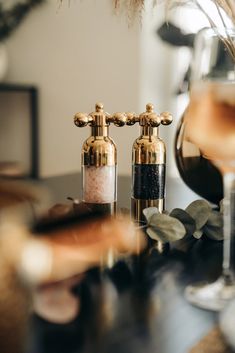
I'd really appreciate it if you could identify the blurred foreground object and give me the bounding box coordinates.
[189,327,232,353]
[33,275,84,324]
[29,211,146,323]
[0,179,50,215]
[0,186,146,351]
[0,241,30,353]
[0,161,26,178]
[220,298,235,350]
[0,180,50,353]
[21,213,147,283]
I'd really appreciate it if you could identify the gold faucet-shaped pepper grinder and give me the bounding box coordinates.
[127,103,173,223]
[74,103,126,215]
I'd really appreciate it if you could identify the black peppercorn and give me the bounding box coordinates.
[132,164,165,200]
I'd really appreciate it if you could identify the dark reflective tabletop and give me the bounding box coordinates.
[29,173,223,353]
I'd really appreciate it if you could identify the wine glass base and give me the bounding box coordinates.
[185,277,235,311]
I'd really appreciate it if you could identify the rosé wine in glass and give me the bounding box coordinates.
[183,27,235,311]
[185,81,235,171]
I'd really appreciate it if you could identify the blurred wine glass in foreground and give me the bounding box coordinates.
[0,180,146,353]
[183,27,235,311]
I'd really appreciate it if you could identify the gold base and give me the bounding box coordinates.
[131,198,164,223]
[84,202,116,216]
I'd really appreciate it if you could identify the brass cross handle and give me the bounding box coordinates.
[74,103,173,128]
[126,103,173,127]
[74,103,127,128]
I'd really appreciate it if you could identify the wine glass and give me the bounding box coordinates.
[183,27,235,311]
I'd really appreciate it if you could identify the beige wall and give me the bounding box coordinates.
[139,2,179,177]
[3,1,190,180]
[5,0,140,177]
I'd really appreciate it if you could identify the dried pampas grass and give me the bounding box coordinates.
[113,0,145,12]
[113,0,235,24]
[60,0,235,60]
[114,0,235,61]
[113,0,146,22]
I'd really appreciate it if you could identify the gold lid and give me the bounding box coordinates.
[82,135,117,166]
[139,103,161,127]
[74,103,127,166]
[126,103,173,130]
[90,103,109,127]
[74,103,108,128]
[74,102,127,129]
[130,103,172,164]
[133,135,166,164]
[74,102,172,130]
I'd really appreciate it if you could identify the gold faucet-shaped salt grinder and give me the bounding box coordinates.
[127,103,173,223]
[74,103,126,215]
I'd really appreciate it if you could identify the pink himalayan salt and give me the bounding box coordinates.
[83,166,116,203]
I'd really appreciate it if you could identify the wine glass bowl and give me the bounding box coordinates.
[182,27,235,311]
[175,114,223,205]
[185,81,235,169]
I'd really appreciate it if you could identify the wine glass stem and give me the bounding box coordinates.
[222,173,235,283]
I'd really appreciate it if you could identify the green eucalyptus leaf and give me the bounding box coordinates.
[193,229,203,239]
[203,225,223,241]
[147,213,186,243]
[185,200,211,229]
[146,227,163,242]
[143,207,159,223]
[206,211,223,228]
[203,211,223,241]
[172,235,197,253]
[170,208,196,236]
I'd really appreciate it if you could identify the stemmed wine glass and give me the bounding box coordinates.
[183,27,235,311]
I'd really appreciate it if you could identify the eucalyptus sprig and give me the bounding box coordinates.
[143,200,223,247]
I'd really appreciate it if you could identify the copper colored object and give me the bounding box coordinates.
[189,327,232,353]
